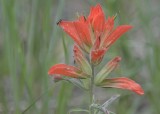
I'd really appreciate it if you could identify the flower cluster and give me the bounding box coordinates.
[48,4,144,95]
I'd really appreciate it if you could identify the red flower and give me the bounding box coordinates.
[49,4,144,96]
[57,4,132,65]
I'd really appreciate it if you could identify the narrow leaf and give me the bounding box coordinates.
[102,95,120,108]
[66,78,89,90]
[95,57,121,84]
[68,108,89,114]
[74,45,92,75]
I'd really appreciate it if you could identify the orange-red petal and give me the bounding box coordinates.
[58,20,82,47]
[103,25,133,48]
[91,47,108,65]
[88,4,104,23]
[88,4,105,39]
[99,77,144,95]
[48,64,89,78]
[100,17,114,43]
[92,10,105,37]
[73,21,92,46]
[105,17,114,31]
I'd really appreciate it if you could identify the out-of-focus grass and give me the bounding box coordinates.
[0,0,160,114]
[0,0,73,113]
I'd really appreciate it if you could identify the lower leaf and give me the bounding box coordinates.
[68,108,89,114]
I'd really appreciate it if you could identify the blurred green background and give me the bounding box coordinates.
[0,0,160,114]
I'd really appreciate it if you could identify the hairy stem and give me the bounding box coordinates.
[90,64,94,114]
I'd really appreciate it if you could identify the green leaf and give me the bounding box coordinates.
[90,103,106,114]
[68,108,89,114]
[66,78,89,90]
[102,95,120,108]
[95,57,121,85]
[74,45,92,75]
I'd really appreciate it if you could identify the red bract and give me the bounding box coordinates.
[58,4,132,65]
[58,17,92,53]
[99,77,144,95]
[48,64,90,79]
[91,48,108,65]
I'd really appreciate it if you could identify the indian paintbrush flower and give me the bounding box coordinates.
[48,3,144,114]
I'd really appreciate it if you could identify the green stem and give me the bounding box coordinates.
[90,65,94,114]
